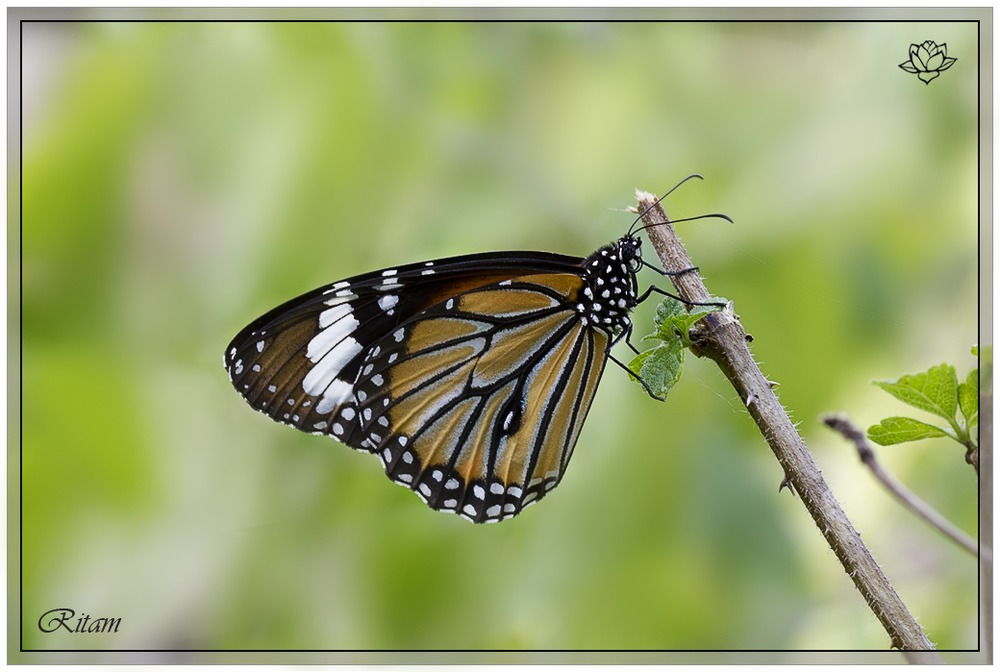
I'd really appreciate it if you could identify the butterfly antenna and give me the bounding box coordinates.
[627,173,705,236]
[638,211,734,234]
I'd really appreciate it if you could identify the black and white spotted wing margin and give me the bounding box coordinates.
[225,237,643,523]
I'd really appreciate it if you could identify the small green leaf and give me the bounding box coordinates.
[873,364,959,422]
[645,295,727,345]
[645,297,686,339]
[628,339,684,398]
[628,348,655,376]
[958,368,979,430]
[628,295,726,399]
[867,416,950,446]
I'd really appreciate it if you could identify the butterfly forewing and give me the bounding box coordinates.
[226,252,581,427]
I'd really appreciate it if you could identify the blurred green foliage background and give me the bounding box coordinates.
[19,18,982,657]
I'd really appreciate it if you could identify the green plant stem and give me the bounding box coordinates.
[947,417,968,445]
[635,190,938,656]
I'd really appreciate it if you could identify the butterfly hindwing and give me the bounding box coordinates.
[351,273,610,522]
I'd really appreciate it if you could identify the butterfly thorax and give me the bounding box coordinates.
[576,235,641,335]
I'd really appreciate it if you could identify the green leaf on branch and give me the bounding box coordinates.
[958,368,978,431]
[868,353,981,451]
[647,294,727,344]
[629,339,685,399]
[626,295,726,399]
[873,364,958,422]
[867,416,951,446]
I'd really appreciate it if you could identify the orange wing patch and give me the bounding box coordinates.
[350,271,610,522]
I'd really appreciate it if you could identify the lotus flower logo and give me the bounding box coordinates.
[899,40,957,84]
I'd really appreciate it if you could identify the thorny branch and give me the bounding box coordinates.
[635,189,939,657]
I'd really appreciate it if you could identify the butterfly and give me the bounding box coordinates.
[224,177,721,523]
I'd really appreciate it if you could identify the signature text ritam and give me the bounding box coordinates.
[38,608,121,634]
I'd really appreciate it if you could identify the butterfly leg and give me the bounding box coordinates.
[640,258,701,278]
[605,319,665,401]
[606,350,665,402]
[610,319,643,355]
[636,284,726,309]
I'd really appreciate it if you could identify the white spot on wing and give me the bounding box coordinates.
[318,302,355,330]
[304,337,363,401]
[380,273,402,289]
[378,295,399,313]
[314,379,353,414]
